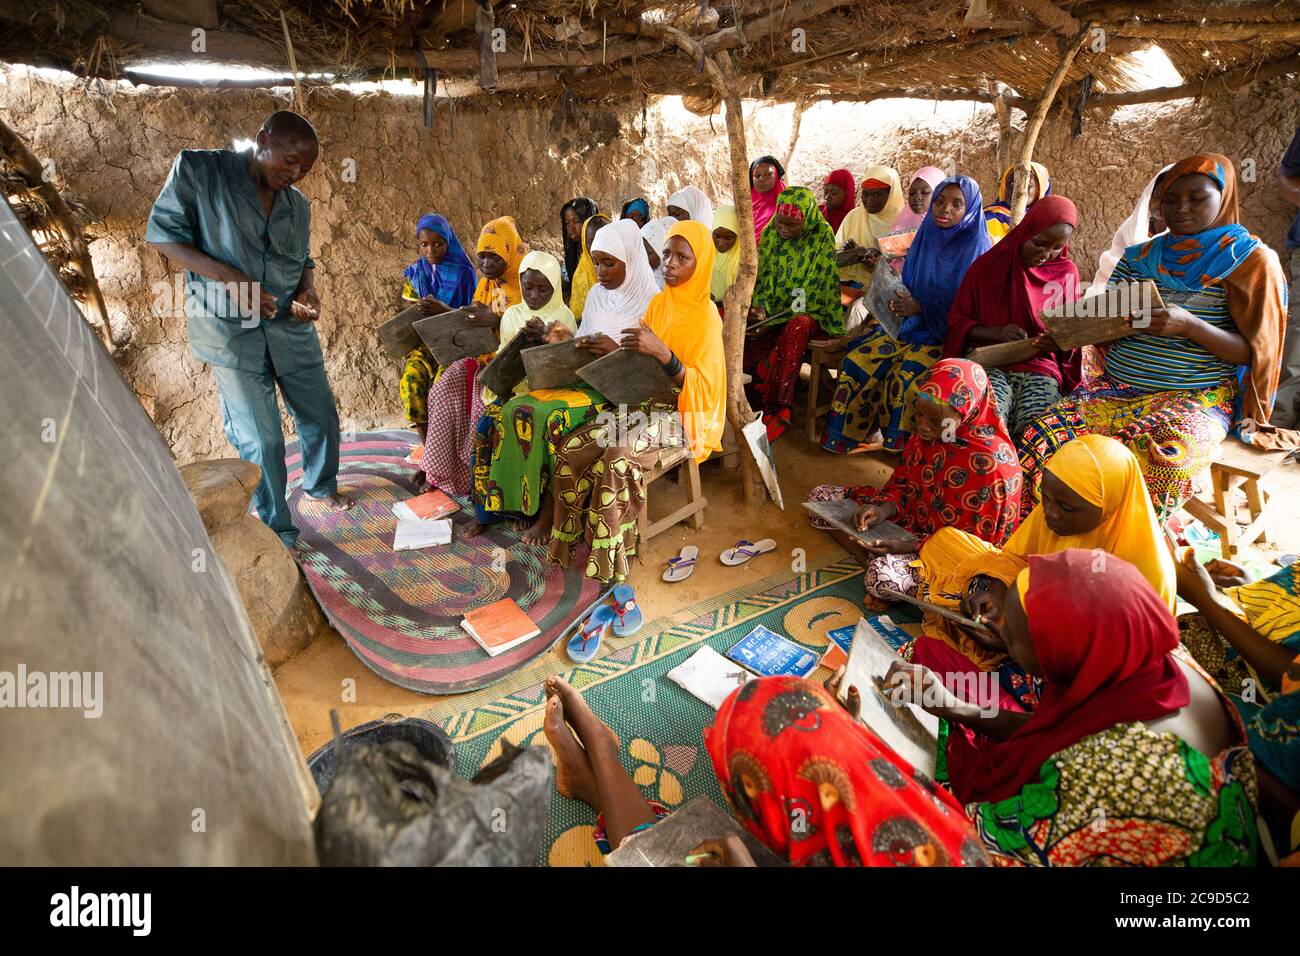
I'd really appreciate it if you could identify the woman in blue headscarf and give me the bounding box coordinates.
[822,175,992,452]
[620,196,650,228]
[398,212,477,442]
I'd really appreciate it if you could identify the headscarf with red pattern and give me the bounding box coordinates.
[872,358,1022,547]
[705,676,989,867]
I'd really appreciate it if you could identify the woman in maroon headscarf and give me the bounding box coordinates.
[943,194,1083,444]
[886,548,1258,866]
[819,168,856,236]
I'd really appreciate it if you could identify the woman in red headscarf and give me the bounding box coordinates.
[819,168,856,235]
[944,194,1083,443]
[807,358,1022,606]
[886,548,1258,866]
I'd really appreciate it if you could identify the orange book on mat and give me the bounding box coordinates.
[461,599,540,657]
[404,444,424,465]
[393,489,458,521]
[820,643,848,672]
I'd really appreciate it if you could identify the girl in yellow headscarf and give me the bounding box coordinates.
[710,205,741,303]
[983,161,1051,242]
[567,214,608,320]
[835,165,906,287]
[548,220,727,582]
[911,434,1176,691]
[472,215,528,316]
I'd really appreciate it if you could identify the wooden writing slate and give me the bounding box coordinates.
[801,498,915,551]
[965,336,1045,370]
[478,330,529,397]
[412,309,498,367]
[378,303,427,360]
[1041,280,1164,351]
[577,348,675,405]
[876,587,993,636]
[521,339,598,391]
[606,796,785,868]
[863,258,906,340]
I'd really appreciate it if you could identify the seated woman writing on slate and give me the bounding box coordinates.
[806,359,1021,607]
[398,213,477,447]
[548,221,726,583]
[543,674,990,866]
[886,549,1257,867]
[1019,153,1289,521]
[943,196,1083,443]
[744,186,842,441]
[916,434,1175,712]
[418,216,527,496]
[822,176,992,453]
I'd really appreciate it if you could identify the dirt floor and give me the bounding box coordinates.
[273,390,1300,761]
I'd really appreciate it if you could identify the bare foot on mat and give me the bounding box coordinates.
[545,677,617,760]
[543,692,598,806]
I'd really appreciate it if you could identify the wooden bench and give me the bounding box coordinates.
[639,443,706,540]
[1182,439,1294,558]
[804,339,848,441]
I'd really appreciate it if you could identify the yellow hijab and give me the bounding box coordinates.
[497,250,577,397]
[473,216,528,316]
[835,165,906,285]
[925,434,1176,613]
[644,220,727,461]
[710,205,741,301]
[568,215,604,320]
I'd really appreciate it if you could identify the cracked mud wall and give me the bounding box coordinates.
[2,68,1296,465]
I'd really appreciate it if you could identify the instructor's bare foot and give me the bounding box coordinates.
[320,491,355,511]
[543,693,598,806]
[545,677,616,759]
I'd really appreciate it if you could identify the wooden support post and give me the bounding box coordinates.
[475,1,498,92]
[991,81,1012,173]
[781,95,807,172]
[1008,28,1087,224]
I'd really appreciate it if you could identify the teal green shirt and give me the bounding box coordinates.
[146,148,322,373]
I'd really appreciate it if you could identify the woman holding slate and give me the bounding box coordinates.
[549,220,725,583]
[807,359,1021,605]
[822,176,992,453]
[1018,154,1289,519]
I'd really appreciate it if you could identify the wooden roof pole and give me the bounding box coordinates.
[655,23,765,507]
[1008,26,1088,225]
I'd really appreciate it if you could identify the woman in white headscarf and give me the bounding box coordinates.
[1090,164,1174,290]
[666,185,714,230]
[567,219,661,339]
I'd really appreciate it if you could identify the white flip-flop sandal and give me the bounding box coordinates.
[663,546,699,583]
[720,538,778,566]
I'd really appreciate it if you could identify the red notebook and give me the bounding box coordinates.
[461,599,540,657]
[404,444,424,465]
[392,489,458,521]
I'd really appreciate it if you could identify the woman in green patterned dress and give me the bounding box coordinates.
[886,548,1257,866]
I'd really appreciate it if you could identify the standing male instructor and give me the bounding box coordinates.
[148,110,352,547]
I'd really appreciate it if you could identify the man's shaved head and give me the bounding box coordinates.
[260,110,317,145]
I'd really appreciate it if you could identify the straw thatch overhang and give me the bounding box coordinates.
[2,1,1297,112]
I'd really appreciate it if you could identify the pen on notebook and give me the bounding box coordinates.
[685,851,718,865]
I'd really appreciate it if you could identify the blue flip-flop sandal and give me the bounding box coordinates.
[611,583,643,638]
[567,604,615,664]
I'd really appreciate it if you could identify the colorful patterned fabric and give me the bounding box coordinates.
[1121,153,1289,425]
[752,185,843,336]
[744,314,817,441]
[871,358,1023,547]
[986,368,1061,442]
[948,550,1192,805]
[944,195,1082,392]
[820,325,942,451]
[1247,682,1300,792]
[1018,373,1234,519]
[967,718,1258,867]
[706,676,989,867]
[983,162,1051,242]
[863,551,922,599]
[547,400,680,583]
[900,175,993,345]
[419,355,488,496]
[749,154,787,243]
[470,385,607,521]
[473,216,528,316]
[286,430,603,694]
[399,347,436,426]
[402,213,477,307]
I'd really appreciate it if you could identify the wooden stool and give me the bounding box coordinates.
[804,339,848,442]
[1182,439,1294,558]
[639,444,707,540]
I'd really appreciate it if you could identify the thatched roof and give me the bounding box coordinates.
[2,0,1298,110]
